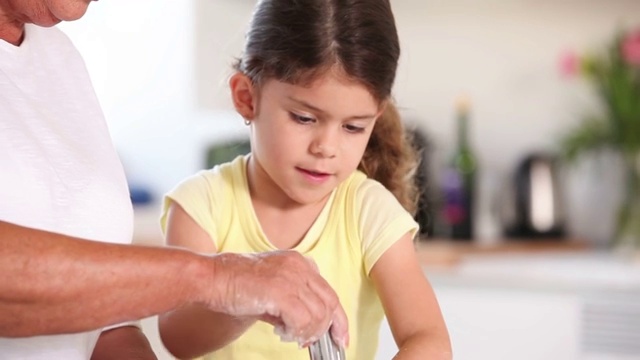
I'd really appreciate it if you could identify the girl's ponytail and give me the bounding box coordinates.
[359,102,419,215]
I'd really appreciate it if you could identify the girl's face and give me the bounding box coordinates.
[234,72,382,206]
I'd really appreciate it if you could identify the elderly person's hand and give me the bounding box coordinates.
[207,251,348,347]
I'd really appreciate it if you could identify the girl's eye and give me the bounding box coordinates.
[344,124,365,133]
[289,112,315,124]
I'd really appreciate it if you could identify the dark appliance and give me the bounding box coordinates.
[499,153,566,238]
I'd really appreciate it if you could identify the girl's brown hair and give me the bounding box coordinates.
[234,0,418,214]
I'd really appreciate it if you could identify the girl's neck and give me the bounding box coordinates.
[247,154,331,211]
[246,155,297,210]
[246,155,331,249]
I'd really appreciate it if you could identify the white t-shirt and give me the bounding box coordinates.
[0,24,133,359]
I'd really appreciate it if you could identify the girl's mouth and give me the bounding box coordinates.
[296,167,331,183]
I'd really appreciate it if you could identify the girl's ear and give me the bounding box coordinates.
[229,72,257,120]
[375,100,389,120]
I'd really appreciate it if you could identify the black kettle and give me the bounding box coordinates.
[498,153,566,239]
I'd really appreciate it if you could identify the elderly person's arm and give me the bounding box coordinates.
[0,220,348,346]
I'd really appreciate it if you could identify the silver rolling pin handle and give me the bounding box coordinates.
[308,332,345,360]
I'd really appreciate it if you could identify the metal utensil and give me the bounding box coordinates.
[308,331,345,360]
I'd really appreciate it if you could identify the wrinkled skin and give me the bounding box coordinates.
[208,251,348,346]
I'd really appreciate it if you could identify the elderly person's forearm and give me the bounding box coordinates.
[0,220,212,337]
[0,220,348,346]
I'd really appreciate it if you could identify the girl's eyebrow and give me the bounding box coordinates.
[287,96,377,120]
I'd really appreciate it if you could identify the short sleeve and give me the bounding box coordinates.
[160,169,223,249]
[356,179,419,275]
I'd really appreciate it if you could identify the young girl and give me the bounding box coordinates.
[158,0,451,359]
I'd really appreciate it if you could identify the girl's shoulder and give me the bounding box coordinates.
[339,170,411,227]
[344,171,399,209]
[183,155,247,189]
[164,156,247,207]
[344,172,418,274]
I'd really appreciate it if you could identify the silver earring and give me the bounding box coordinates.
[244,119,251,126]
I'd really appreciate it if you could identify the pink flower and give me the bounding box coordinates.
[622,29,640,66]
[559,50,581,78]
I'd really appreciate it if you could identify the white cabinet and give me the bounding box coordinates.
[376,287,580,360]
[384,253,640,360]
[435,287,580,360]
[376,317,398,360]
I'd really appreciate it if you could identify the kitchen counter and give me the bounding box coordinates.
[134,204,632,294]
[416,239,640,292]
[134,203,592,254]
[415,238,591,267]
[408,241,640,360]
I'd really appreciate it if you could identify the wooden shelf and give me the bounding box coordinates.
[415,238,591,267]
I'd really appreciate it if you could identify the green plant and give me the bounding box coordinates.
[560,28,640,159]
[559,27,640,249]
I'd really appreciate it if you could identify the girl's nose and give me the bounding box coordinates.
[310,128,338,158]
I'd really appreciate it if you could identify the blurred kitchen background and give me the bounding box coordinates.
[60,1,640,359]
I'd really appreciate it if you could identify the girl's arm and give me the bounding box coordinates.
[158,203,257,359]
[370,232,453,360]
[91,326,157,360]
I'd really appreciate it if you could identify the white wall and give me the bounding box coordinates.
[387,0,640,244]
[59,0,252,197]
[61,0,640,244]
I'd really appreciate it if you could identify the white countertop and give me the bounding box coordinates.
[425,251,640,293]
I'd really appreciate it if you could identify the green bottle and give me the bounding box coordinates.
[442,95,478,240]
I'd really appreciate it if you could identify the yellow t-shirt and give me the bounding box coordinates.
[161,155,418,360]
